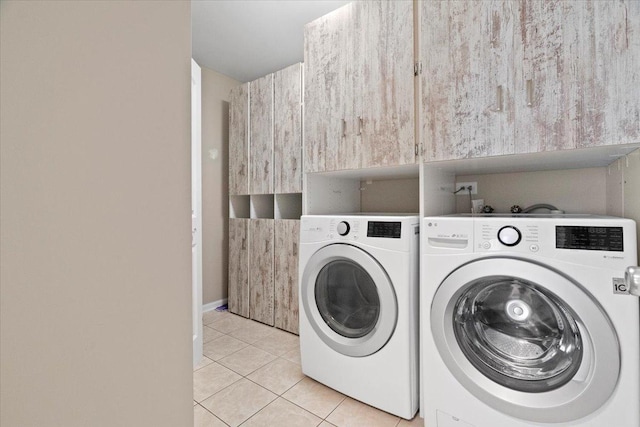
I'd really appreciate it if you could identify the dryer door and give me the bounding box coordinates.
[301,243,398,357]
[431,257,620,424]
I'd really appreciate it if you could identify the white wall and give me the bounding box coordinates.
[201,67,240,304]
[0,2,193,425]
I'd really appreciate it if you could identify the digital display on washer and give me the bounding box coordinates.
[367,221,401,238]
[556,226,623,251]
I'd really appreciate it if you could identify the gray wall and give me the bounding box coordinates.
[0,1,193,425]
[201,67,240,305]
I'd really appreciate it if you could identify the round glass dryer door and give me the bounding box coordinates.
[431,258,620,424]
[301,244,397,357]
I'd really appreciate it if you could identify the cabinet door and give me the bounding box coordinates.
[421,1,516,161]
[304,8,344,173]
[228,218,249,317]
[274,220,300,334]
[359,0,415,168]
[249,74,274,194]
[249,219,274,326]
[274,64,302,193]
[597,0,640,148]
[229,83,249,195]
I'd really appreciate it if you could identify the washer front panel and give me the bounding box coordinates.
[431,257,620,423]
[301,243,398,357]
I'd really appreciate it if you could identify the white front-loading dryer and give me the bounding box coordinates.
[299,214,419,419]
[421,215,639,427]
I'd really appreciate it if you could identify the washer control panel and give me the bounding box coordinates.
[424,215,636,268]
[479,222,539,252]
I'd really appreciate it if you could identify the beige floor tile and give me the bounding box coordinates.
[280,343,301,364]
[200,378,277,427]
[203,325,224,343]
[282,377,346,419]
[228,320,277,344]
[252,328,299,356]
[194,404,227,427]
[208,314,253,334]
[326,397,400,427]
[247,357,305,395]
[397,414,423,426]
[203,334,248,361]
[319,422,338,427]
[203,309,230,325]
[193,362,242,402]
[242,397,322,427]
[217,345,277,376]
[194,356,215,372]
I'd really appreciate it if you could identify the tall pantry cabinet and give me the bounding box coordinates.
[228,64,302,334]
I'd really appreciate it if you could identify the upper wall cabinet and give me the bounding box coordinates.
[421,0,640,161]
[274,63,303,193]
[250,74,274,194]
[229,83,249,195]
[304,0,415,173]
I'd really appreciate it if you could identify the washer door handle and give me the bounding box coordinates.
[625,266,640,297]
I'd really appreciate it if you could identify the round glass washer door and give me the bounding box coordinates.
[301,243,398,357]
[431,257,620,424]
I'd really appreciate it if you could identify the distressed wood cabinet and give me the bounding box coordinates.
[249,74,274,194]
[274,220,300,334]
[421,0,640,161]
[249,219,275,326]
[304,0,416,173]
[228,218,249,317]
[229,83,249,195]
[274,64,303,193]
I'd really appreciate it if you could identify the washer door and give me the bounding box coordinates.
[301,243,398,357]
[431,257,620,423]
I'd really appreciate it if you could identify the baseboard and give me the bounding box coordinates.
[203,298,228,313]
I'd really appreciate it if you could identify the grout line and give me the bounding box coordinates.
[196,403,231,427]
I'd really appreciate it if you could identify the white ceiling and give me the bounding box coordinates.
[192,0,350,83]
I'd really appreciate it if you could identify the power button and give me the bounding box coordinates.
[529,244,539,252]
[482,241,491,250]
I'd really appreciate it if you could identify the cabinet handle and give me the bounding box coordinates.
[526,79,534,107]
[293,242,298,256]
[341,118,346,138]
[241,237,246,250]
[496,85,503,112]
[357,116,363,136]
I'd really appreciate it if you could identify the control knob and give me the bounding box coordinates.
[498,226,521,247]
[336,221,350,236]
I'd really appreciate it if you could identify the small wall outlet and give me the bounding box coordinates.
[455,182,478,195]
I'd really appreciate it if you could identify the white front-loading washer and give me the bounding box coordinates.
[299,214,420,419]
[421,214,639,427]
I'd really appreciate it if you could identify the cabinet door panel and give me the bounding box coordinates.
[228,219,249,317]
[421,0,515,161]
[250,74,274,194]
[304,8,346,173]
[274,220,300,334]
[229,83,249,195]
[360,0,415,168]
[249,219,274,326]
[274,64,302,193]
[591,0,640,147]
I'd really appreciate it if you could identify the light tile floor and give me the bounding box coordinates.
[194,310,423,427]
